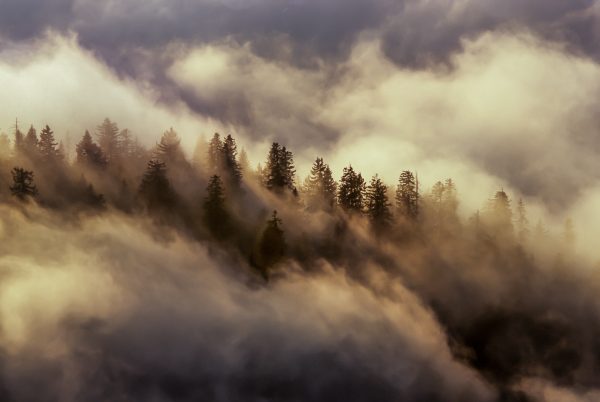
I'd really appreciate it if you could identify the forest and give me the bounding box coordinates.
[0,117,595,402]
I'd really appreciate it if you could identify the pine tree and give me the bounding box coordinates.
[203,175,230,238]
[365,174,392,231]
[221,134,242,188]
[13,123,24,156]
[487,189,513,238]
[239,148,250,176]
[516,198,529,243]
[263,142,296,193]
[396,170,419,220]
[118,128,134,157]
[138,160,176,211]
[156,127,185,165]
[303,157,337,211]
[338,165,365,213]
[207,133,223,174]
[9,167,37,200]
[96,118,120,163]
[24,125,39,159]
[76,130,107,169]
[38,125,60,162]
[258,210,286,275]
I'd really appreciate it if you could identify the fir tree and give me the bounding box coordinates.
[338,165,365,213]
[76,131,107,169]
[203,175,230,239]
[516,198,529,243]
[239,148,250,176]
[96,118,120,163]
[13,123,24,156]
[207,133,223,174]
[396,171,419,220]
[487,189,513,238]
[156,127,184,165]
[221,134,242,188]
[9,167,37,200]
[303,157,337,211]
[138,160,176,211]
[365,174,392,231]
[38,125,60,162]
[24,125,39,159]
[258,210,286,275]
[263,143,296,193]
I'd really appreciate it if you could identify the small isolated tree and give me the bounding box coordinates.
[396,171,419,221]
[257,210,286,276]
[76,130,107,169]
[365,174,392,232]
[203,175,230,239]
[138,160,175,211]
[338,165,365,213]
[10,167,37,200]
[303,157,337,211]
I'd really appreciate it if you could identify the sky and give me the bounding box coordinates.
[0,0,600,252]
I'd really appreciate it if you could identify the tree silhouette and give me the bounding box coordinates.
[207,133,223,174]
[486,189,513,238]
[303,157,337,211]
[13,123,24,156]
[76,131,107,169]
[96,118,120,163]
[156,127,185,165]
[257,210,286,276]
[365,174,392,231]
[263,142,296,193]
[23,125,39,160]
[38,125,60,162]
[396,170,419,220]
[203,175,230,239]
[138,160,175,211]
[221,134,242,188]
[338,165,365,213]
[516,198,529,243]
[9,167,37,200]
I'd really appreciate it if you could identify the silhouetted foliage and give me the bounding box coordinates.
[338,165,365,213]
[257,210,286,276]
[76,131,107,169]
[138,160,176,211]
[263,142,296,193]
[203,175,230,239]
[221,134,242,189]
[396,170,419,221]
[207,133,223,174]
[96,118,120,163]
[9,167,37,200]
[365,174,392,231]
[38,125,60,162]
[156,127,185,165]
[303,157,337,211]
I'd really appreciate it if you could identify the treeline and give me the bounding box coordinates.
[0,118,575,276]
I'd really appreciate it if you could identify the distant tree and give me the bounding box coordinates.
[192,135,207,170]
[426,179,460,236]
[76,131,107,169]
[221,134,242,188]
[515,198,529,243]
[396,171,419,220]
[303,157,337,211]
[207,133,223,174]
[13,124,24,156]
[263,142,296,193]
[23,125,39,159]
[239,148,250,176]
[38,125,60,162]
[9,167,37,200]
[96,118,120,163]
[76,175,105,209]
[138,160,176,211]
[155,127,185,165]
[486,189,513,238]
[258,210,286,275]
[365,174,392,231]
[203,175,230,239]
[338,165,365,213]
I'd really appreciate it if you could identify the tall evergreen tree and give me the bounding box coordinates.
[96,118,120,163]
[76,130,107,169]
[239,148,250,176]
[486,189,513,238]
[338,165,365,213]
[203,175,230,239]
[516,198,529,243]
[396,170,419,220]
[13,123,24,156]
[365,174,392,231]
[118,128,134,157]
[138,160,175,211]
[24,125,39,159]
[156,127,185,165]
[303,157,337,211]
[221,134,242,188]
[9,167,37,200]
[38,125,60,162]
[207,133,223,174]
[263,142,296,193]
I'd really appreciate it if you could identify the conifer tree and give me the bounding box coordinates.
[338,165,365,213]
[203,175,230,238]
[138,160,175,211]
[96,118,120,163]
[156,127,185,165]
[516,198,529,243]
[303,157,337,211]
[396,170,419,220]
[258,210,286,275]
[263,142,296,193]
[239,148,250,176]
[365,174,392,231]
[221,134,242,188]
[486,189,513,238]
[24,125,39,159]
[13,124,24,156]
[207,133,223,174]
[118,128,134,157]
[76,131,107,169]
[9,167,37,200]
[38,125,60,162]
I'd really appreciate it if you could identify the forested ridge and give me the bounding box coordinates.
[0,118,596,402]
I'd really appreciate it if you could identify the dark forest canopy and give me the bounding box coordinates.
[0,118,593,402]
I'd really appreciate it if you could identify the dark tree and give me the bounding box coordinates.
[38,125,60,162]
[396,170,419,220]
[96,118,120,163]
[257,210,286,276]
[338,165,365,213]
[156,128,185,165]
[263,142,296,193]
[486,189,513,238]
[221,134,242,188]
[24,125,39,159]
[138,160,176,211]
[203,175,230,239]
[76,131,107,169]
[10,167,37,200]
[13,125,25,156]
[207,133,223,174]
[365,174,392,231]
[303,157,337,211]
